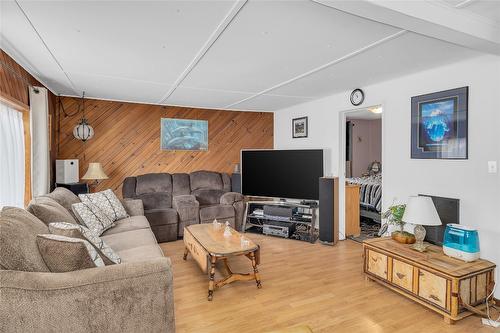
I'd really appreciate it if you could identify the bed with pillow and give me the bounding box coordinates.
[347,174,382,222]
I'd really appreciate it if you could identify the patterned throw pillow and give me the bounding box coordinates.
[79,189,128,222]
[71,202,114,235]
[49,222,121,265]
[36,234,104,272]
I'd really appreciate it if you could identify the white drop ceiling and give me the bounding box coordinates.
[1,0,498,112]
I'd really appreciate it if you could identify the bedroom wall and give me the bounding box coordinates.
[274,54,500,296]
[56,97,274,195]
[349,119,381,177]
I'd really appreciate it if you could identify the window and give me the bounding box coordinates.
[0,102,25,208]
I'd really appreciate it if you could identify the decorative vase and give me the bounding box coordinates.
[391,231,416,244]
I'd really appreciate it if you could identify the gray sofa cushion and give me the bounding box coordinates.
[36,234,105,272]
[116,245,164,263]
[101,228,160,253]
[144,208,178,227]
[136,173,172,195]
[27,196,78,225]
[0,207,50,272]
[44,187,81,217]
[199,204,235,222]
[137,192,172,210]
[172,173,190,196]
[101,216,151,236]
[192,188,226,205]
[190,171,223,191]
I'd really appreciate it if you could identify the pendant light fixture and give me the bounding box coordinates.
[73,92,94,142]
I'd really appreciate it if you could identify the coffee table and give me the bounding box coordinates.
[183,223,262,301]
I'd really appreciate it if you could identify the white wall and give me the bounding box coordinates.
[274,55,500,296]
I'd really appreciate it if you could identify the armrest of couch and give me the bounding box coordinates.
[120,198,144,216]
[220,192,244,205]
[0,258,175,333]
[173,195,199,223]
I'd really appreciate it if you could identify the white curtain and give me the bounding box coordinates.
[30,86,50,197]
[0,102,25,208]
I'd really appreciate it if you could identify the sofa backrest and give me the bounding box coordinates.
[123,171,232,208]
[0,207,50,272]
[123,173,174,210]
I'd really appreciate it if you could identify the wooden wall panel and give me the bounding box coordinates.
[56,97,274,195]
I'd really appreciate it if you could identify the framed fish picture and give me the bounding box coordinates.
[161,118,208,151]
[411,87,468,159]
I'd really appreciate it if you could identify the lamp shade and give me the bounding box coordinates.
[82,163,108,180]
[402,196,442,226]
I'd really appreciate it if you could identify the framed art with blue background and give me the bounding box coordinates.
[161,118,208,151]
[411,87,468,159]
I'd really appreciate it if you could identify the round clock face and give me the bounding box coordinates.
[350,89,364,106]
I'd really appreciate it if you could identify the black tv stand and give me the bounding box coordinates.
[242,200,318,243]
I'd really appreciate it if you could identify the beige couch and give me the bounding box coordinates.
[0,188,175,333]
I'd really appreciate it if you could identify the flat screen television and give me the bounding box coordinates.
[241,149,324,200]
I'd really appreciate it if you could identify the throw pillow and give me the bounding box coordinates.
[27,196,78,225]
[79,189,128,222]
[36,234,104,272]
[49,222,121,265]
[71,202,114,235]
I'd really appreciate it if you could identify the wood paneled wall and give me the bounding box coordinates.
[0,49,57,204]
[56,97,274,194]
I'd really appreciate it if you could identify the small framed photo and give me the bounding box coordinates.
[292,116,308,138]
[411,86,468,159]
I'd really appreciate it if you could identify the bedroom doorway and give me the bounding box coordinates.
[339,105,383,243]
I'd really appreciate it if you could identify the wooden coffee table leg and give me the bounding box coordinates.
[183,247,189,260]
[208,255,217,301]
[249,251,262,289]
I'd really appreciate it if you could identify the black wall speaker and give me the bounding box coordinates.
[231,173,241,193]
[319,177,339,245]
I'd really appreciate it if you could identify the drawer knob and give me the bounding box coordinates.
[396,273,406,279]
[429,294,441,302]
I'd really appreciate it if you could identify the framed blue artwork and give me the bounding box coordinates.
[411,87,468,159]
[160,118,208,151]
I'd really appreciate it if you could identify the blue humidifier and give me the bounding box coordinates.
[442,224,480,262]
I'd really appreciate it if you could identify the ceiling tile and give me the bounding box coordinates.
[181,0,401,93]
[0,1,75,95]
[68,72,171,104]
[16,0,237,85]
[167,86,253,110]
[269,32,480,99]
[230,94,313,112]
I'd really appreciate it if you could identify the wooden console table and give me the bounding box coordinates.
[363,238,495,324]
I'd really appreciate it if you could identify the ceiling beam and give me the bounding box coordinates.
[313,0,500,55]
[226,30,406,109]
[158,0,247,104]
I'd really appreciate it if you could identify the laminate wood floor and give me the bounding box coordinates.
[160,234,497,333]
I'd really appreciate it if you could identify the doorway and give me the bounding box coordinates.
[339,105,383,243]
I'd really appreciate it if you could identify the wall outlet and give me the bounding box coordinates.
[488,161,497,174]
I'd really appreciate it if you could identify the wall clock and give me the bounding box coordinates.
[350,89,364,106]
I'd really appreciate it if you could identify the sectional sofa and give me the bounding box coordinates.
[0,187,175,333]
[123,170,245,242]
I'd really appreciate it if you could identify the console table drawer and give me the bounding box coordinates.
[418,269,447,309]
[367,250,387,280]
[392,259,413,292]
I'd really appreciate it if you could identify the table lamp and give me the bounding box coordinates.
[82,162,108,189]
[402,196,442,252]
